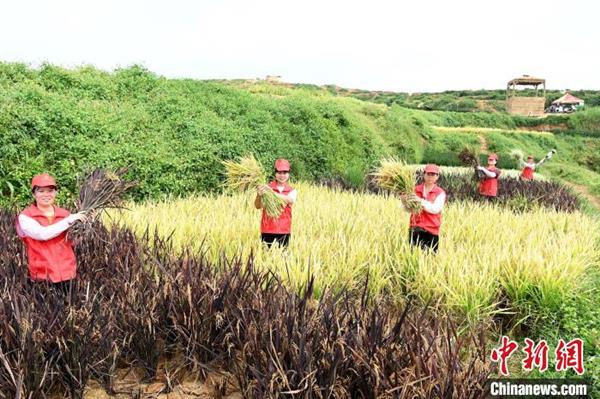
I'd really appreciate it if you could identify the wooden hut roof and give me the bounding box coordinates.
[507,75,546,86]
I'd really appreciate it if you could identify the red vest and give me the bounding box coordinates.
[409,184,445,236]
[260,181,293,234]
[17,205,77,283]
[521,166,534,180]
[479,167,501,197]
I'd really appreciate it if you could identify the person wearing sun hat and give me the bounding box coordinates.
[477,153,502,200]
[520,155,538,180]
[254,159,298,247]
[404,164,446,253]
[15,173,87,289]
[519,149,556,180]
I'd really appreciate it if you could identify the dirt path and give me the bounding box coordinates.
[565,182,600,211]
[80,366,242,399]
[478,134,488,153]
[517,122,569,132]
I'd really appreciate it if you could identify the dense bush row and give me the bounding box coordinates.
[0,209,491,398]
[0,62,397,206]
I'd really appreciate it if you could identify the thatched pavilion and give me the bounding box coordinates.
[506,75,546,116]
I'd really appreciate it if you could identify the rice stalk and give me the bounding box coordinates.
[458,146,484,181]
[69,167,137,241]
[458,146,480,169]
[222,155,286,218]
[372,158,421,213]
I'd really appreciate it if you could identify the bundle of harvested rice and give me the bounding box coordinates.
[509,149,524,164]
[458,146,484,180]
[70,167,137,239]
[458,146,480,168]
[222,155,287,218]
[372,158,421,213]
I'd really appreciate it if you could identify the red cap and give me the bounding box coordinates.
[488,153,499,161]
[274,159,290,171]
[31,173,57,189]
[527,155,534,160]
[424,164,440,174]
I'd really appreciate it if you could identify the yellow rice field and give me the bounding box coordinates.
[108,182,600,322]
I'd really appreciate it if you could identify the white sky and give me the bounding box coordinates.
[1,0,598,92]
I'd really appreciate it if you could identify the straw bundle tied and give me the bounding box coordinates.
[458,146,480,168]
[69,167,137,240]
[509,149,524,164]
[458,146,484,181]
[372,158,422,213]
[222,155,286,218]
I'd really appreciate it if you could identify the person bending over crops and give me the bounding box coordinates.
[15,174,87,289]
[254,159,297,248]
[403,164,446,253]
[477,153,501,200]
[519,150,555,180]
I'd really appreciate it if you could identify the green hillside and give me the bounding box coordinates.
[1,62,600,207]
[319,85,600,113]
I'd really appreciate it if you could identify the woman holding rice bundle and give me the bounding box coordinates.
[477,153,502,200]
[519,150,555,180]
[15,173,87,288]
[404,164,446,253]
[255,159,297,248]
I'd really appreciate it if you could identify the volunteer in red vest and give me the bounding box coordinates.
[520,155,541,180]
[405,164,446,253]
[15,173,87,287]
[254,159,297,247]
[519,150,555,180]
[477,153,502,200]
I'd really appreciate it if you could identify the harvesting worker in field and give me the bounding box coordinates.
[15,173,87,288]
[255,159,297,247]
[519,150,556,180]
[403,164,446,253]
[477,153,501,200]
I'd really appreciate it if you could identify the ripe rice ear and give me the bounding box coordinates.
[222,155,266,192]
[372,158,421,213]
[458,146,484,181]
[372,158,415,193]
[70,167,137,240]
[223,154,286,218]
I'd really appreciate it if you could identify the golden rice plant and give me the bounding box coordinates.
[372,158,421,213]
[108,182,600,324]
[222,154,286,218]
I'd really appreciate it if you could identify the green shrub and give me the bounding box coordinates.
[0,63,422,206]
[570,107,600,134]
